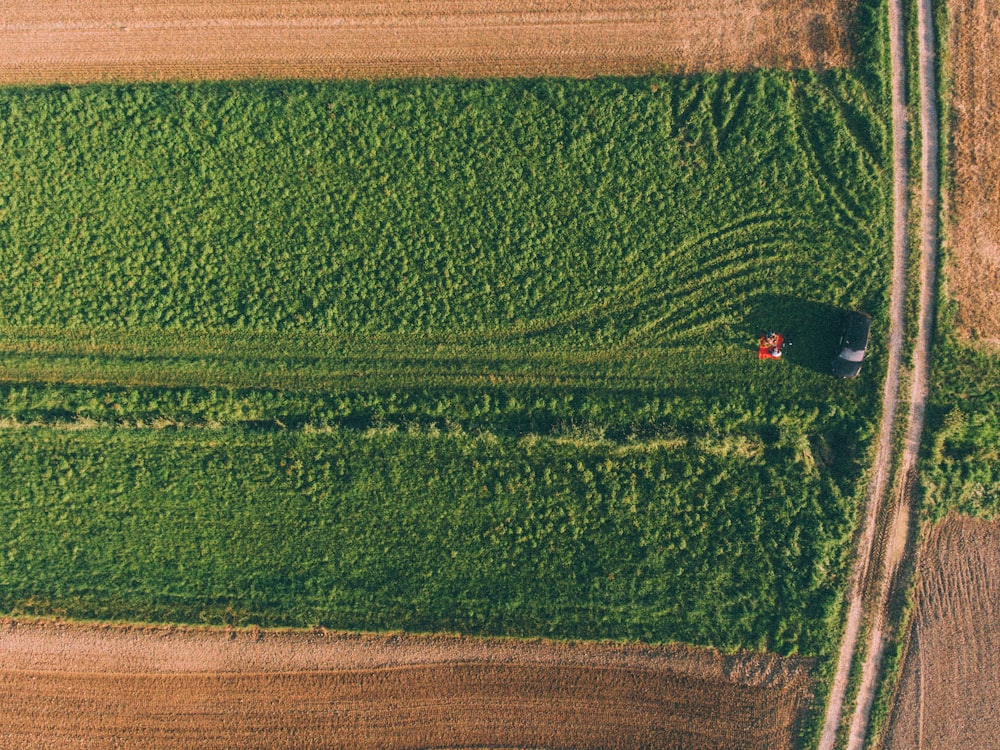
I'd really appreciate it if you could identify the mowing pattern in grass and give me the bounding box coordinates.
[0,71,890,655]
[0,75,885,342]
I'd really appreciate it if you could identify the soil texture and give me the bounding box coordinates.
[0,621,815,749]
[947,0,1000,342]
[0,0,854,83]
[881,515,1000,750]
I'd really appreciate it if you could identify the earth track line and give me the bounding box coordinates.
[844,0,940,742]
[816,0,910,746]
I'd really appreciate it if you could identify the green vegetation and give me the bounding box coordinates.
[0,75,884,339]
[0,69,891,655]
[922,333,1000,520]
[2,426,849,653]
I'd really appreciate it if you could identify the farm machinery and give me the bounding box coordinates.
[758,331,788,360]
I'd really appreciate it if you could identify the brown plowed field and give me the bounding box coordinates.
[881,515,1000,750]
[0,621,815,750]
[0,0,854,83]
[948,0,1000,342]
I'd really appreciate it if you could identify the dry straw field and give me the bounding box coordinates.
[0,0,854,82]
[881,516,1000,749]
[0,622,816,750]
[947,0,1000,342]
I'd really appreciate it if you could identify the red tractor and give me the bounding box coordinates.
[758,331,786,360]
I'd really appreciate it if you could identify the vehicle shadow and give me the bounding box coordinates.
[741,294,843,375]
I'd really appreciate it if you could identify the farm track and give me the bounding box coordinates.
[0,0,853,83]
[819,0,940,745]
[0,621,815,750]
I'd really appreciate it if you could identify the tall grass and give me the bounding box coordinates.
[0,74,886,339]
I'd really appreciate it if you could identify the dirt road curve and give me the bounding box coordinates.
[816,0,911,742]
[881,516,1000,750]
[819,0,940,746]
[0,0,852,82]
[0,621,815,750]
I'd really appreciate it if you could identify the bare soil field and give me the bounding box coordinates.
[0,0,854,83]
[947,0,1000,342]
[0,621,815,750]
[881,515,1000,749]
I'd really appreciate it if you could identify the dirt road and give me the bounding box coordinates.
[0,621,815,750]
[0,0,852,82]
[947,0,1000,342]
[818,0,940,745]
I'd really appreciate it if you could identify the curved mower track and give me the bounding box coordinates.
[819,0,940,746]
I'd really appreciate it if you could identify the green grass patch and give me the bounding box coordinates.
[0,427,854,654]
[0,69,891,655]
[922,335,1000,520]
[0,74,885,342]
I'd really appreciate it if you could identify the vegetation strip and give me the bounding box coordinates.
[1,427,853,653]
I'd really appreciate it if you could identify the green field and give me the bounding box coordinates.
[0,66,890,655]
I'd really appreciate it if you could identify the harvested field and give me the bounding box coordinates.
[881,515,1000,749]
[0,0,855,83]
[947,0,1000,342]
[0,621,815,750]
